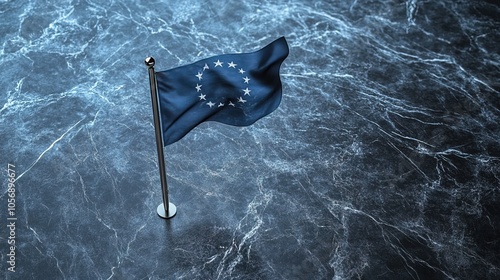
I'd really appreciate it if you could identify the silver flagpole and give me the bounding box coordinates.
[145,57,177,219]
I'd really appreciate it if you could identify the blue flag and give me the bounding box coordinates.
[155,37,289,146]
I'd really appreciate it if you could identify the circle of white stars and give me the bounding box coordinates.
[194,59,251,109]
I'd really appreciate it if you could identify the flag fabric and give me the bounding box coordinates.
[155,37,289,146]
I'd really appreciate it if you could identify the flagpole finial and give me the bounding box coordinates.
[145,57,155,68]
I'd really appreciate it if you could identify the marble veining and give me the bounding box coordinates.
[1,0,499,279]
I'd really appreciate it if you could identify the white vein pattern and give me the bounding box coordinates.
[0,0,499,279]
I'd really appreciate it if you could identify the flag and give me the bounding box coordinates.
[155,37,289,146]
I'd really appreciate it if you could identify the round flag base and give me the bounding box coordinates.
[157,203,177,219]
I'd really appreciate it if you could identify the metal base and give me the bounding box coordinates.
[157,203,177,219]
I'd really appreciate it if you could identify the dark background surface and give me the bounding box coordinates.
[1,0,499,279]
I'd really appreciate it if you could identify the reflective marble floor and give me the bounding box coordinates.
[1,1,499,279]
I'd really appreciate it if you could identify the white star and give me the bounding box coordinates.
[214,60,223,67]
[237,97,247,103]
[195,84,202,92]
[242,88,251,95]
[203,63,209,71]
[198,93,206,100]
[238,68,245,74]
[196,72,203,80]
[228,61,237,68]
[207,101,215,107]
[229,101,235,107]
[243,76,250,83]
[218,102,225,107]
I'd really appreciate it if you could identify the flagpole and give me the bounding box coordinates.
[145,56,177,219]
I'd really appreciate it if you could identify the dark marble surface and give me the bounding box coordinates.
[1,0,499,279]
